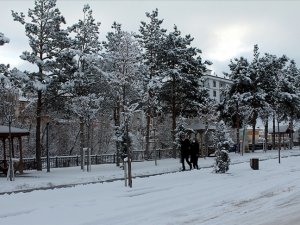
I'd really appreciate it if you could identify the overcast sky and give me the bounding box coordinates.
[1,0,299,75]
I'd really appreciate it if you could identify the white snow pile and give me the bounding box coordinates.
[1,149,300,225]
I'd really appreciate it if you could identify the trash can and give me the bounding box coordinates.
[250,158,259,170]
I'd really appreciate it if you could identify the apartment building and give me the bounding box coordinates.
[202,70,233,103]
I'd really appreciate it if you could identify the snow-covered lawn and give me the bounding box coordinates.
[1,149,300,225]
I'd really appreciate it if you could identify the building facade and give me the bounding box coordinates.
[202,71,233,103]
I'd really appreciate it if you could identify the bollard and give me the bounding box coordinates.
[250,158,259,170]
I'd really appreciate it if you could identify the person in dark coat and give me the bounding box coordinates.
[190,138,199,169]
[180,135,192,171]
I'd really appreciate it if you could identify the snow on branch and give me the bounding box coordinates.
[0,32,10,45]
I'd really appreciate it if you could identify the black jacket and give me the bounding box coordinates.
[180,139,190,157]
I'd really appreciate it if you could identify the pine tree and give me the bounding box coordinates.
[71,93,102,171]
[103,22,142,166]
[12,0,70,170]
[198,96,218,157]
[220,56,250,152]
[159,25,210,146]
[276,60,300,149]
[68,4,102,96]
[259,53,288,149]
[136,9,166,158]
[222,45,277,152]
[66,4,103,170]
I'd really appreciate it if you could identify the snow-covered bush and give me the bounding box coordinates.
[214,148,230,173]
[213,120,232,173]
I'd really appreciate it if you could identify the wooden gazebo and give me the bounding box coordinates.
[269,125,294,149]
[0,125,30,174]
[187,119,216,157]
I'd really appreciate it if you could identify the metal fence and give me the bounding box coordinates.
[21,148,175,170]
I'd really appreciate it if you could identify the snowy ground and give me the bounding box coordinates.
[1,149,300,225]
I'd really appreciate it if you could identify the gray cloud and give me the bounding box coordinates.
[0,0,299,75]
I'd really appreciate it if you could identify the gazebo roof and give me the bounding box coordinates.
[269,125,294,134]
[0,125,30,138]
[187,119,216,131]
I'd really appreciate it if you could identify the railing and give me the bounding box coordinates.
[20,148,175,170]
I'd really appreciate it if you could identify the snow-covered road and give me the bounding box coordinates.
[1,150,300,225]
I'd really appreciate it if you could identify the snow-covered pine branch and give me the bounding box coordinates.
[0,32,10,45]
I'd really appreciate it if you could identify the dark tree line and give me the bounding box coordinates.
[2,1,299,172]
[220,45,300,152]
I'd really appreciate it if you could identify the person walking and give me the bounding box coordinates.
[190,138,199,169]
[180,135,192,171]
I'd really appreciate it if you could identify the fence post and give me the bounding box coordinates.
[56,156,58,168]
[76,155,79,166]
[96,155,98,164]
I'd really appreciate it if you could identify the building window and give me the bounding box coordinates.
[213,90,217,97]
[213,81,216,87]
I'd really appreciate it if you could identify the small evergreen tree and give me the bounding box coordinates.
[213,120,232,173]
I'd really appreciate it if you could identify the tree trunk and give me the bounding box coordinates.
[236,102,240,153]
[114,99,121,166]
[80,117,84,170]
[278,120,281,163]
[289,119,293,149]
[264,120,268,151]
[272,113,276,150]
[251,111,257,152]
[145,112,151,159]
[171,77,176,158]
[278,120,281,151]
[252,123,256,152]
[125,117,132,188]
[36,90,42,171]
[87,118,91,172]
[205,119,208,157]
